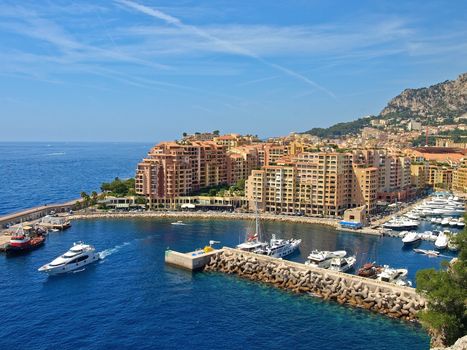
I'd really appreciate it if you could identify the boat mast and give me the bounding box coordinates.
[255,201,261,241]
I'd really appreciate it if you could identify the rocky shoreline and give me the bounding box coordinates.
[205,248,426,322]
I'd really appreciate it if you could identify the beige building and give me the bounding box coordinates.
[452,158,467,195]
[246,151,354,216]
[136,141,228,200]
[428,164,453,191]
[410,163,429,192]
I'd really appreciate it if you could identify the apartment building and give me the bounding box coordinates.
[410,162,429,192]
[352,149,413,202]
[452,158,467,194]
[226,146,260,185]
[246,152,355,216]
[428,164,453,191]
[135,141,228,200]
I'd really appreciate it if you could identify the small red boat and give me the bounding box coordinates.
[6,225,46,253]
[357,262,382,279]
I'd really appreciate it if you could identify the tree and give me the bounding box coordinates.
[91,191,98,205]
[182,132,187,137]
[416,227,467,346]
[213,130,220,135]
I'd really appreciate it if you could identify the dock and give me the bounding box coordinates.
[166,247,425,321]
[0,199,80,229]
[165,248,224,271]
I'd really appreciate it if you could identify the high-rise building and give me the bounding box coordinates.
[246,151,355,216]
[135,141,228,200]
[452,158,467,194]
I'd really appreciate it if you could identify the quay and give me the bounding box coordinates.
[0,199,80,229]
[166,247,426,321]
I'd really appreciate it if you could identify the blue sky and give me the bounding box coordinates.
[1,0,466,142]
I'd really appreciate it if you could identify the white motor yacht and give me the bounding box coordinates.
[402,231,421,245]
[382,218,419,230]
[255,235,302,258]
[305,250,347,269]
[328,256,356,273]
[376,265,411,287]
[434,232,448,250]
[440,218,450,226]
[38,242,100,275]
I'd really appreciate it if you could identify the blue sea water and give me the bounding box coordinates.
[0,142,151,215]
[0,219,431,350]
[0,142,446,349]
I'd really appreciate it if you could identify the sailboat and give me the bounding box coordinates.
[236,204,301,258]
[236,205,268,253]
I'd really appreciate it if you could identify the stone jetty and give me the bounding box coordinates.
[204,248,426,321]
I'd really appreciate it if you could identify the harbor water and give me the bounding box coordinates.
[0,219,431,349]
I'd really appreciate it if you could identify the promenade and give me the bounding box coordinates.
[70,210,341,228]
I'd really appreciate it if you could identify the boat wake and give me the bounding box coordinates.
[46,152,66,156]
[99,241,131,259]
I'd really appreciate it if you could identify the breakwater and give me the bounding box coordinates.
[204,248,426,321]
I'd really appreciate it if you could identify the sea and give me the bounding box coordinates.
[0,142,458,349]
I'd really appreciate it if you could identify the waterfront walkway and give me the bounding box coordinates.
[70,211,341,228]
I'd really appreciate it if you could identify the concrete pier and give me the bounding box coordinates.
[165,248,224,271]
[0,199,80,229]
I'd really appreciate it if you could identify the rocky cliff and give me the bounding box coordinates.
[380,73,467,121]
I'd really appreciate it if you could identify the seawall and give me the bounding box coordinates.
[69,211,341,228]
[204,247,425,321]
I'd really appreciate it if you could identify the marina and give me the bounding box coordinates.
[0,218,434,349]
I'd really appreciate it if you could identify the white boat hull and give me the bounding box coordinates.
[39,252,100,275]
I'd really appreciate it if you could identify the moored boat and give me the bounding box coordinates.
[6,225,46,254]
[328,256,356,272]
[401,231,421,245]
[434,232,448,250]
[305,250,347,269]
[357,262,382,278]
[376,265,412,287]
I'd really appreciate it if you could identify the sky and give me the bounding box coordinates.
[0,0,466,142]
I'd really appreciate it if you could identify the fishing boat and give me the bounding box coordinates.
[376,265,412,287]
[38,242,100,275]
[401,231,421,245]
[328,256,356,272]
[6,225,45,254]
[305,250,347,269]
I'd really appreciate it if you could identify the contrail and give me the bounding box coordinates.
[115,0,336,99]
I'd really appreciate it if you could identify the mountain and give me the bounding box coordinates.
[303,73,467,138]
[380,73,467,122]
